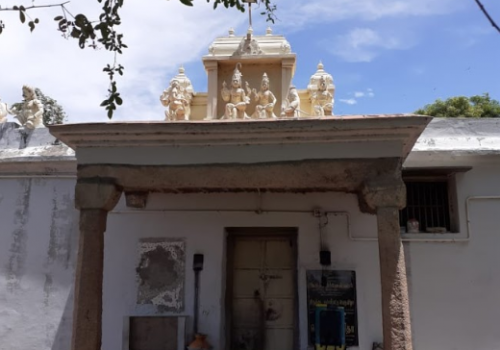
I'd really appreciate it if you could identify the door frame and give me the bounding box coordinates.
[224,227,299,350]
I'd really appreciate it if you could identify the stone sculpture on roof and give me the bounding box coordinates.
[9,85,44,129]
[221,63,251,119]
[233,27,263,57]
[160,66,195,121]
[252,72,277,119]
[311,75,334,117]
[0,98,9,124]
[282,85,301,118]
[307,61,335,117]
[160,25,336,121]
[2,87,67,127]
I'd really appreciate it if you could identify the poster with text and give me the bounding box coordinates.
[306,270,358,347]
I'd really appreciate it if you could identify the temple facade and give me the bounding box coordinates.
[1,27,500,350]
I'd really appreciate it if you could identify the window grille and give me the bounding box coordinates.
[399,181,451,233]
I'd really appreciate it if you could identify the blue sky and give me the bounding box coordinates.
[0,0,499,121]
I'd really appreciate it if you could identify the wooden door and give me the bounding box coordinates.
[228,232,296,350]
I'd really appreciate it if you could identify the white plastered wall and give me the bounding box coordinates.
[1,164,500,350]
[103,163,500,350]
[0,178,78,350]
[103,192,382,350]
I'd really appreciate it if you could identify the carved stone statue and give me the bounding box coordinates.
[282,85,301,118]
[221,63,250,119]
[233,28,263,57]
[9,85,44,129]
[0,98,9,124]
[160,66,195,121]
[311,75,334,117]
[160,79,192,121]
[307,62,335,117]
[252,73,277,119]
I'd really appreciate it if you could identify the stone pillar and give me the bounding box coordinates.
[205,61,218,120]
[72,178,122,350]
[359,175,413,350]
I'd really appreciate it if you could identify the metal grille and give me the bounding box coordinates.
[399,181,451,232]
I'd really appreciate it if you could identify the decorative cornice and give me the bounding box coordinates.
[49,115,431,160]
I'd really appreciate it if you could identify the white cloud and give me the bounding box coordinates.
[340,98,357,105]
[354,88,375,98]
[327,28,412,62]
[0,0,245,122]
[0,0,463,123]
[273,0,461,31]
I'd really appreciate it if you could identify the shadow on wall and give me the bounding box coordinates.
[52,286,75,350]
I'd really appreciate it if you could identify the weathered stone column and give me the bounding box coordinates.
[360,175,412,350]
[72,178,121,350]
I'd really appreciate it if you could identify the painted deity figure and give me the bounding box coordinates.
[252,73,277,119]
[311,75,334,117]
[9,85,44,129]
[160,79,192,121]
[221,63,250,119]
[282,85,301,118]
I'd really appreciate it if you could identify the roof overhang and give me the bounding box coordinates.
[49,115,431,166]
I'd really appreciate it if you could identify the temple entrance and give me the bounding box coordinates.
[226,229,298,350]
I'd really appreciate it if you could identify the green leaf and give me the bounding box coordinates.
[34,18,39,24]
[20,11,26,24]
[100,99,111,106]
[54,16,63,21]
[29,21,35,32]
[116,96,123,105]
[180,0,194,6]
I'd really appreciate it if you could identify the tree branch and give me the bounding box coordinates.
[0,1,70,11]
[474,0,500,34]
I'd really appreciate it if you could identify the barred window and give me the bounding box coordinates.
[399,181,451,233]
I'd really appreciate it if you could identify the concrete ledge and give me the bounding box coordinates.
[0,122,75,176]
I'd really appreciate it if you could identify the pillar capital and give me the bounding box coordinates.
[75,177,122,211]
[358,174,406,214]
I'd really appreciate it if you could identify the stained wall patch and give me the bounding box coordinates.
[136,238,185,312]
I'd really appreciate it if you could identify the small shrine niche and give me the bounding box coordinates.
[160,25,336,121]
[203,26,296,121]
